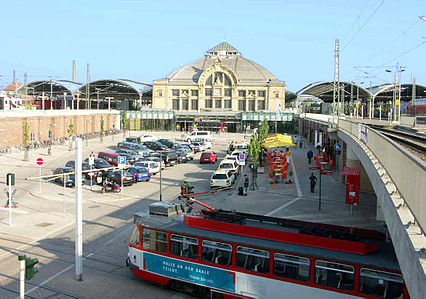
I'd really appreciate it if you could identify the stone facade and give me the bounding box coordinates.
[0,110,120,148]
[152,42,285,114]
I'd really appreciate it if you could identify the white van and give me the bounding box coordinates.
[185,131,211,142]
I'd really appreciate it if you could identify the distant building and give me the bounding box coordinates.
[148,42,289,132]
[153,42,285,113]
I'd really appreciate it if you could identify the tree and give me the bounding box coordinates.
[67,120,74,151]
[100,116,104,143]
[23,123,30,161]
[122,114,129,137]
[249,135,261,167]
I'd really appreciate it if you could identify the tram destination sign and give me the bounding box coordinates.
[143,252,235,293]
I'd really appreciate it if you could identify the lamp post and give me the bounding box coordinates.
[386,64,405,123]
[86,120,92,147]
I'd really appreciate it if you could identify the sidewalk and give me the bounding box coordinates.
[226,135,385,233]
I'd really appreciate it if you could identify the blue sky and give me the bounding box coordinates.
[0,0,424,92]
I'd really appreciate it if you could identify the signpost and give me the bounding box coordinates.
[118,156,126,195]
[310,158,332,211]
[239,153,246,166]
[6,173,14,225]
[36,158,43,193]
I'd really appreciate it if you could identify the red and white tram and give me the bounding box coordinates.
[127,202,408,298]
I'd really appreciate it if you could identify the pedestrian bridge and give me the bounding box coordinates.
[300,113,425,299]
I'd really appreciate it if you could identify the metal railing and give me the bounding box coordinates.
[338,119,426,232]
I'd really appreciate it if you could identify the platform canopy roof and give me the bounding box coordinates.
[297,81,372,103]
[368,83,426,102]
[17,80,82,97]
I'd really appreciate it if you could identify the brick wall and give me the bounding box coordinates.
[0,111,120,147]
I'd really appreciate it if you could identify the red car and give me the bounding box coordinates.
[200,151,218,164]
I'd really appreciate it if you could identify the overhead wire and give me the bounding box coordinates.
[342,0,387,51]
[341,0,372,42]
[357,18,421,65]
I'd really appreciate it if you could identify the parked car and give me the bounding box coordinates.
[105,170,135,186]
[191,142,205,152]
[184,130,212,143]
[125,166,151,182]
[65,160,102,181]
[52,167,78,187]
[176,144,195,160]
[139,134,159,142]
[210,169,235,188]
[125,136,142,144]
[224,154,243,166]
[200,151,218,164]
[83,158,111,171]
[158,150,178,166]
[158,139,176,149]
[117,141,138,150]
[140,156,165,169]
[143,141,168,151]
[174,149,188,163]
[235,142,249,153]
[133,161,160,175]
[219,159,240,176]
[98,152,122,166]
[193,137,212,149]
[115,149,141,157]
[130,143,155,157]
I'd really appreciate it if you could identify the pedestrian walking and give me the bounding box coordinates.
[294,136,298,147]
[309,173,317,193]
[285,148,291,165]
[243,175,249,195]
[307,149,313,164]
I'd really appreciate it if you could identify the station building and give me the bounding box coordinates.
[146,42,291,132]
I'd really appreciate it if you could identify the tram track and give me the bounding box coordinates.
[370,126,426,160]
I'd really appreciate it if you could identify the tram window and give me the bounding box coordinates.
[273,253,310,282]
[142,229,167,253]
[129,226,140,247]
[236,246,269,274]
[359,268,404,298]
[201,240,232,266]
[315,260,354,291]
[170,235,198,259]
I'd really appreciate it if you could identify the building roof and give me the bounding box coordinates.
[3,81,22,91]
[208,42,240,53]
[163,42,280,85]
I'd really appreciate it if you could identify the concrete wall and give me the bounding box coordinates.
[0,110,120,147]
[338,121,426,299]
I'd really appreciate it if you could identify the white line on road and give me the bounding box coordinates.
[290,155,303,197]
[265,197,301,216]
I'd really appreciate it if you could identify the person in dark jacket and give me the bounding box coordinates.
[243,175,249,194]
[309,173,317,193]
[307,150,314,164]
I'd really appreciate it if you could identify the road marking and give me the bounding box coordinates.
[290,155,303,197]
[265,197,301,216]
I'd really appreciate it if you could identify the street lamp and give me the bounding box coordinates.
[86,120,92,147]
[386,64,405,122]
